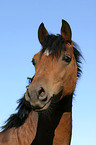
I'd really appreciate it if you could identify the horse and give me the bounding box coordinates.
[0,20,82,145]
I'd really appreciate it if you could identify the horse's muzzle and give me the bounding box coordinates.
[25,87,52,112]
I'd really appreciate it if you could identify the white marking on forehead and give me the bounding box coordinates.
[44,49,52,56]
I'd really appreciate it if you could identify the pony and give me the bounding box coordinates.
[0,20,82,145]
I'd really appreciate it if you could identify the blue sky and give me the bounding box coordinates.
[0,0,96,144]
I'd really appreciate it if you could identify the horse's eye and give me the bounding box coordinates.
[62,54,71,63]
[32,58,36,66]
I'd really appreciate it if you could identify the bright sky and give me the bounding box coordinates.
[0,0,96,145]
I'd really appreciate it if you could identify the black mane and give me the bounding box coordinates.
[1,96,32,131]
[1,34,83,131]
[73,41,82,78]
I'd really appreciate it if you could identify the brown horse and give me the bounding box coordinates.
[0,20,82,145]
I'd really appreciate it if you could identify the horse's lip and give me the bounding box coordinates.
[31,97,52,112]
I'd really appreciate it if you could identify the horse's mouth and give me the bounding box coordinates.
[30,91,63,112]
[31,97,52,112]
[25,88,63,112]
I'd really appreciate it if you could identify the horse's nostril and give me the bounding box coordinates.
[38,87,47,101]
[38,87,45,95]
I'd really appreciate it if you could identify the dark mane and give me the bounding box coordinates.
[1,35,83,131]
[41,34,83,79]
[1,96,32,131]
[41,34,66,57]
[73,41,82,78]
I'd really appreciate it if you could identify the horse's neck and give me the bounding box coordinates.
[53,112,72,145]
[17,111,38,145]
[53,95,72,145]
[31,95,72,145]
[0,111,38,145]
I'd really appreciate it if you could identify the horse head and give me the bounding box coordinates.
[25,20,77,111]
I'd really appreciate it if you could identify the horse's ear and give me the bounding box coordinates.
[61,20,72,42]
[38,23,48,45]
